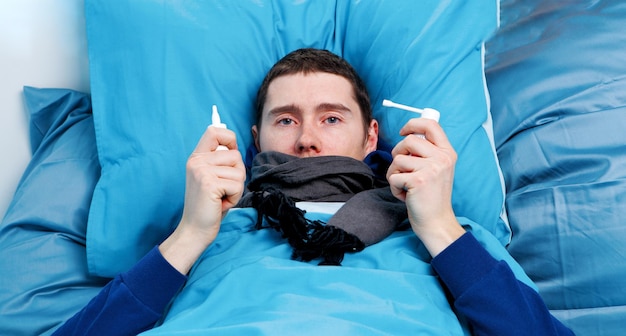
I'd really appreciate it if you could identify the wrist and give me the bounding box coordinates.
[413,214,466,258]
[158,223,215,275]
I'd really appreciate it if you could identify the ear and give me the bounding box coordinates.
[251,125,261,152]
[365,119,379,154]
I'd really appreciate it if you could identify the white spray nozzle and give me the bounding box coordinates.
[210,105,228,151]
[211,105,227,129]
[382,99,440,122]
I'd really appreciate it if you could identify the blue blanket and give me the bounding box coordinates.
[143,209,533,335]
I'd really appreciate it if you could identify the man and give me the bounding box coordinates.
[54,49,572,335]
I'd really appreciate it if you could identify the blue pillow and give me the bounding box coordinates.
[85,0,507,277]
[485,0,626,334]
[0,87,107,335]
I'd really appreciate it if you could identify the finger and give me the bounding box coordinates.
[388,153,426,175]
[192,126,218,153]
[391,134,431,158]
[211,161,246,183]
[220,178,245,208]
[193,127,238,153]
[386,169,410,201]
[188,145,244,170]
[391,132,448,163]
[387,154,427,188]
[210,165,246,210]
[386,155,419,199]
[399,118,453,150]
[214,129,239,152]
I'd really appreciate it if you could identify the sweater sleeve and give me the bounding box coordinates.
[431,232,574,336]
[52,246,187,336]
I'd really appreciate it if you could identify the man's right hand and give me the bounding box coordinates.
[159,126,246,275]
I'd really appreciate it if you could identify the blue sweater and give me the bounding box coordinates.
[52,247,186,336]
[53,232,573,335]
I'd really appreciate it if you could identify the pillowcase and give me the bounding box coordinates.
[485,0,626,334]
[85,0,507,277]
[0,87,106,335]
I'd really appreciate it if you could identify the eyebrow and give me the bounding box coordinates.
[267,104,301,117]
[267,103,353,117]
[317,103,353,114]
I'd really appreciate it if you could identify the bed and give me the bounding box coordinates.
[1,0,624,335]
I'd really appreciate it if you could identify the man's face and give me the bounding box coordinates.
[252,72,378,160]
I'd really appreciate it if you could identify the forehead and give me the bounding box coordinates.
[265,72,357,108]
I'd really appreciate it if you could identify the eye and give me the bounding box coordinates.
[278,118,294,125]
[325,116,340,124]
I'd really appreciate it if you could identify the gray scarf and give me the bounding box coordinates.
[237,151,407,265]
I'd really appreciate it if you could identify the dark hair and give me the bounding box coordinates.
[255,48,372,132]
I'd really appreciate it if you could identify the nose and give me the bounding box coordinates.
[295,123,321,156]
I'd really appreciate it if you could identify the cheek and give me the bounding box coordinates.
[259,130,293,152]
[324,134,364,156]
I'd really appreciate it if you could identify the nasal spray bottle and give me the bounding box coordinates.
[382,99,440,139]
[211,105,229,151]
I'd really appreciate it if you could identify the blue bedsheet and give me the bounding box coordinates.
[143,209,533,335]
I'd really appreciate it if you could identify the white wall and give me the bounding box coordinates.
[0,0,90,218]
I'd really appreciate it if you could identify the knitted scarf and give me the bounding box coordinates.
[237,151,408,265]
